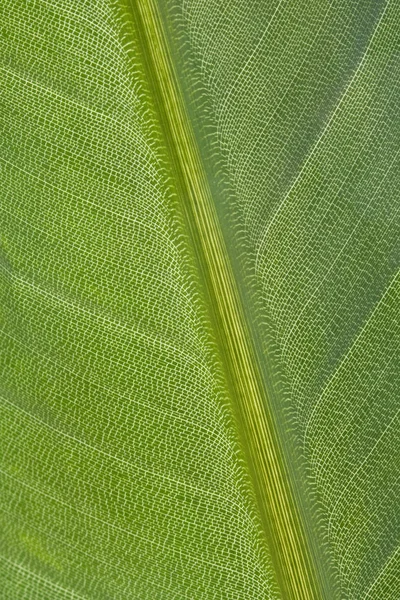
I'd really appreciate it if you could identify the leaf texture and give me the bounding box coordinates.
[0,1,278,598]
[1,0,400,599]
[162,0,400,597]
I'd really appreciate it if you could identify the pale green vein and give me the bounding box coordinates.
[130,1,323,598]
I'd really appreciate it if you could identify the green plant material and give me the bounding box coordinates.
[0,1,399,599]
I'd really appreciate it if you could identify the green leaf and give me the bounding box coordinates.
[0,1,399,599]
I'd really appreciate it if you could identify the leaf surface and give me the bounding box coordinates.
[0,1,399,599]
[163,0,400,597]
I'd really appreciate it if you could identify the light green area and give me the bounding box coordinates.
[1,0,399,599]
[163,0,400,598]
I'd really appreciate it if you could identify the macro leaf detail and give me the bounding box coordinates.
[0,1,399,599]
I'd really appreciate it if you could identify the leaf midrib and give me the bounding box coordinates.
[127,1,323,598]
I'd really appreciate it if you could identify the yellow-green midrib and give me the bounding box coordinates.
[131,1,324,598]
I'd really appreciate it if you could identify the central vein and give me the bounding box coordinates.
[128,1,322,598]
